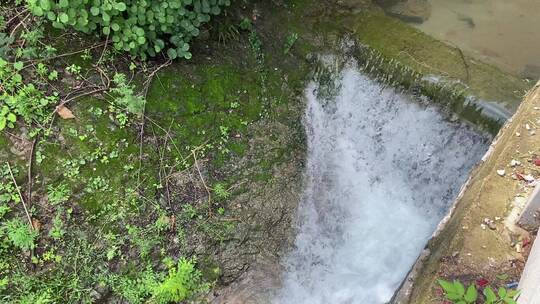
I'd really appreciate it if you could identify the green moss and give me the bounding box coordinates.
[37,98,147,212]
[344,11,530,112]
[145,64,265,168]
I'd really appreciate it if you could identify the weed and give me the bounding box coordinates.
[3,218,38,251]
[213,183,231,199]
[438,279,520,304]
[283,32,299,54]
[151,258,209,303]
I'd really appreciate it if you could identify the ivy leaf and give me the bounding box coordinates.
[90,6,100,16]
[7,113,16,122]
[114,2,127,11]
[166,48,177,59]
[39,0,51,10]
[59,12,69,23]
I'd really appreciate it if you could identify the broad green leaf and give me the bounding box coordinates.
[447,292,463,301]
[484,287,497,303]
[464,285,478,303]
[499,287,507,298]
[454,280,465,296]
[438,280,455,294]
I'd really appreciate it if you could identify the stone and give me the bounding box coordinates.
[383,0,432,23]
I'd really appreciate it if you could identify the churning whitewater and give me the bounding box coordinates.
[275,65,489,304]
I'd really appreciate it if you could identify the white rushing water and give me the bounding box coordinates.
[275,64,489,304]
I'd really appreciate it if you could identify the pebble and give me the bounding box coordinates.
[510,159,521,167]
[523,174,535,182]
[483,218,497,230]
[497,169,506,176]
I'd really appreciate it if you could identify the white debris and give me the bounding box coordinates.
[510,159,521,167]
[497,169,506,176]
[523,174,535,182]
[516,132,521,137]
[526,124,531,130]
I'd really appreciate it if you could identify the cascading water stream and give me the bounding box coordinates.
[275,63,489,304]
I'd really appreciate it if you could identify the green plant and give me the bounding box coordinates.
[0,32,14,59]
[283,32,298,55]
[0,58,57,131]
[0,106,16,130]
[26,0,231,59]
[48,213,65,240]
[151,258,209,303]
[213,183,230,199]
[47,183,70,205]
[111,73,145,115]
[3,218,39,251]
[483,286,520,304]
[438,280,520,304]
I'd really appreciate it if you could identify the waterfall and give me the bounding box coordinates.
[275,64,489,304]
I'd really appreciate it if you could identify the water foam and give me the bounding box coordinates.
[275,65,489,304]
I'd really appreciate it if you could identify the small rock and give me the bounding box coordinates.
[510,159,521,167]
[523,174,535,182]
[497,169,506,176]
[483,218,496,230]
[516,132,521,137]
[526,124,531,130]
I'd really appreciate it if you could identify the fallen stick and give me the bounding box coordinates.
[6,162,34,230]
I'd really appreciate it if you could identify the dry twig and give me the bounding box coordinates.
[6,162,34,230]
